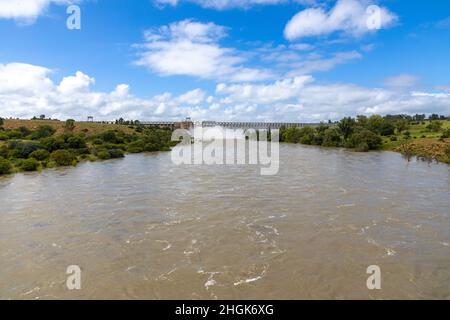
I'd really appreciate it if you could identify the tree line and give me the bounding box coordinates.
[279,114,450,152]
[0,119,175,175]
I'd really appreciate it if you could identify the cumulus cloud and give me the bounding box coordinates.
[135,19,273,82]
[155,0,288,10]
[383,74,419,89]
[284,0,398,40]
[1,62,449,123]
[287,50,362,75]
[0,0,78,23]
[0,62,207,121]
[216,76,313,104]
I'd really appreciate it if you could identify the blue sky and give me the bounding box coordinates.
[0,0,449,121]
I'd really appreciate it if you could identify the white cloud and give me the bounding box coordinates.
[1,62,449,123]
[0,62,53,94]
[155,0,287,10]
[0,62,206,120]
[57,71,95,94]
[177,88,206,105]
[136,19,273,82]
[284,0,398,40]
[216,76,313,104]
[0,0,78,23]
[435,85,450,92]
[383,74,419,89]
[286,50,362,75]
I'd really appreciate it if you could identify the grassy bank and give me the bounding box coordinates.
[280,116,450,164]
[0,119,176,176]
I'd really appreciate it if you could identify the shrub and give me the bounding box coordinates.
[96,150,111,160]
[30,149,50,161]
[6,130,24,139]
[127,146,144,153]
[441,129,450,139]
[74,148,90,156]
[445,146,450,158]
[144,143,161,152]
[322,128,342,147]
[282,127,299,143]
[8,141,44,158]
[51,150,77,166]
[31,125,56,139]
[92,138,103,145]
[67,135,87,149]
[379,122,395,136]
[298,127,316,145]
[40,137,67,152]
[355,142,369,152]
[349,129,382,150]
[338,117,356,140]
[18,126,32,137]
[65,119,76,132]
[99,131,119,143]
[21,158,40,172]
[108,149,124,159]
[390,136,398,142]
[0,145,9,158]
[426,121,443,133]
[0,132,8,140]
[0,157,12,175]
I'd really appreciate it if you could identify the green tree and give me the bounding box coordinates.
[426,121,443,132]
[65,119,76,132]
[367,115,385,134]
[30,149,50,161]
[348,129,382,150]
[395,119,409,133]
[18,126,32,137]
[67,135,87,149]
[31,125,56,139]
[379,122,395,136]
[338,117,356,140]
[322,128,342,147]
[51,150,77,166]
[356,115,368,127]
[441,129,450,139]
[8,141,44,158]
[21,158,40,172]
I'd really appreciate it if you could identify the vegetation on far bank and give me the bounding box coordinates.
[279,114,450,164]
[1,113,450,177]
[0,118,176,176]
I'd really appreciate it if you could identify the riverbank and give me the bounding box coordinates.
[0,119,175,176]
[280,117,450,165]
[1,118,450,177]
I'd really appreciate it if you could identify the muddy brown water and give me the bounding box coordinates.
[0,144,449,299]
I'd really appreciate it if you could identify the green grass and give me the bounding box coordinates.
[381,120,450,151]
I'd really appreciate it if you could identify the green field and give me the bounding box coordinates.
[381,120,450,150]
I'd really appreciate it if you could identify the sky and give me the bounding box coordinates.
[0,0,449,122]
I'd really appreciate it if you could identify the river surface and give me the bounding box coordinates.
[0,144,449,299]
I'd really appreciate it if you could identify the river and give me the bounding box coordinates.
[0,144,449,299]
